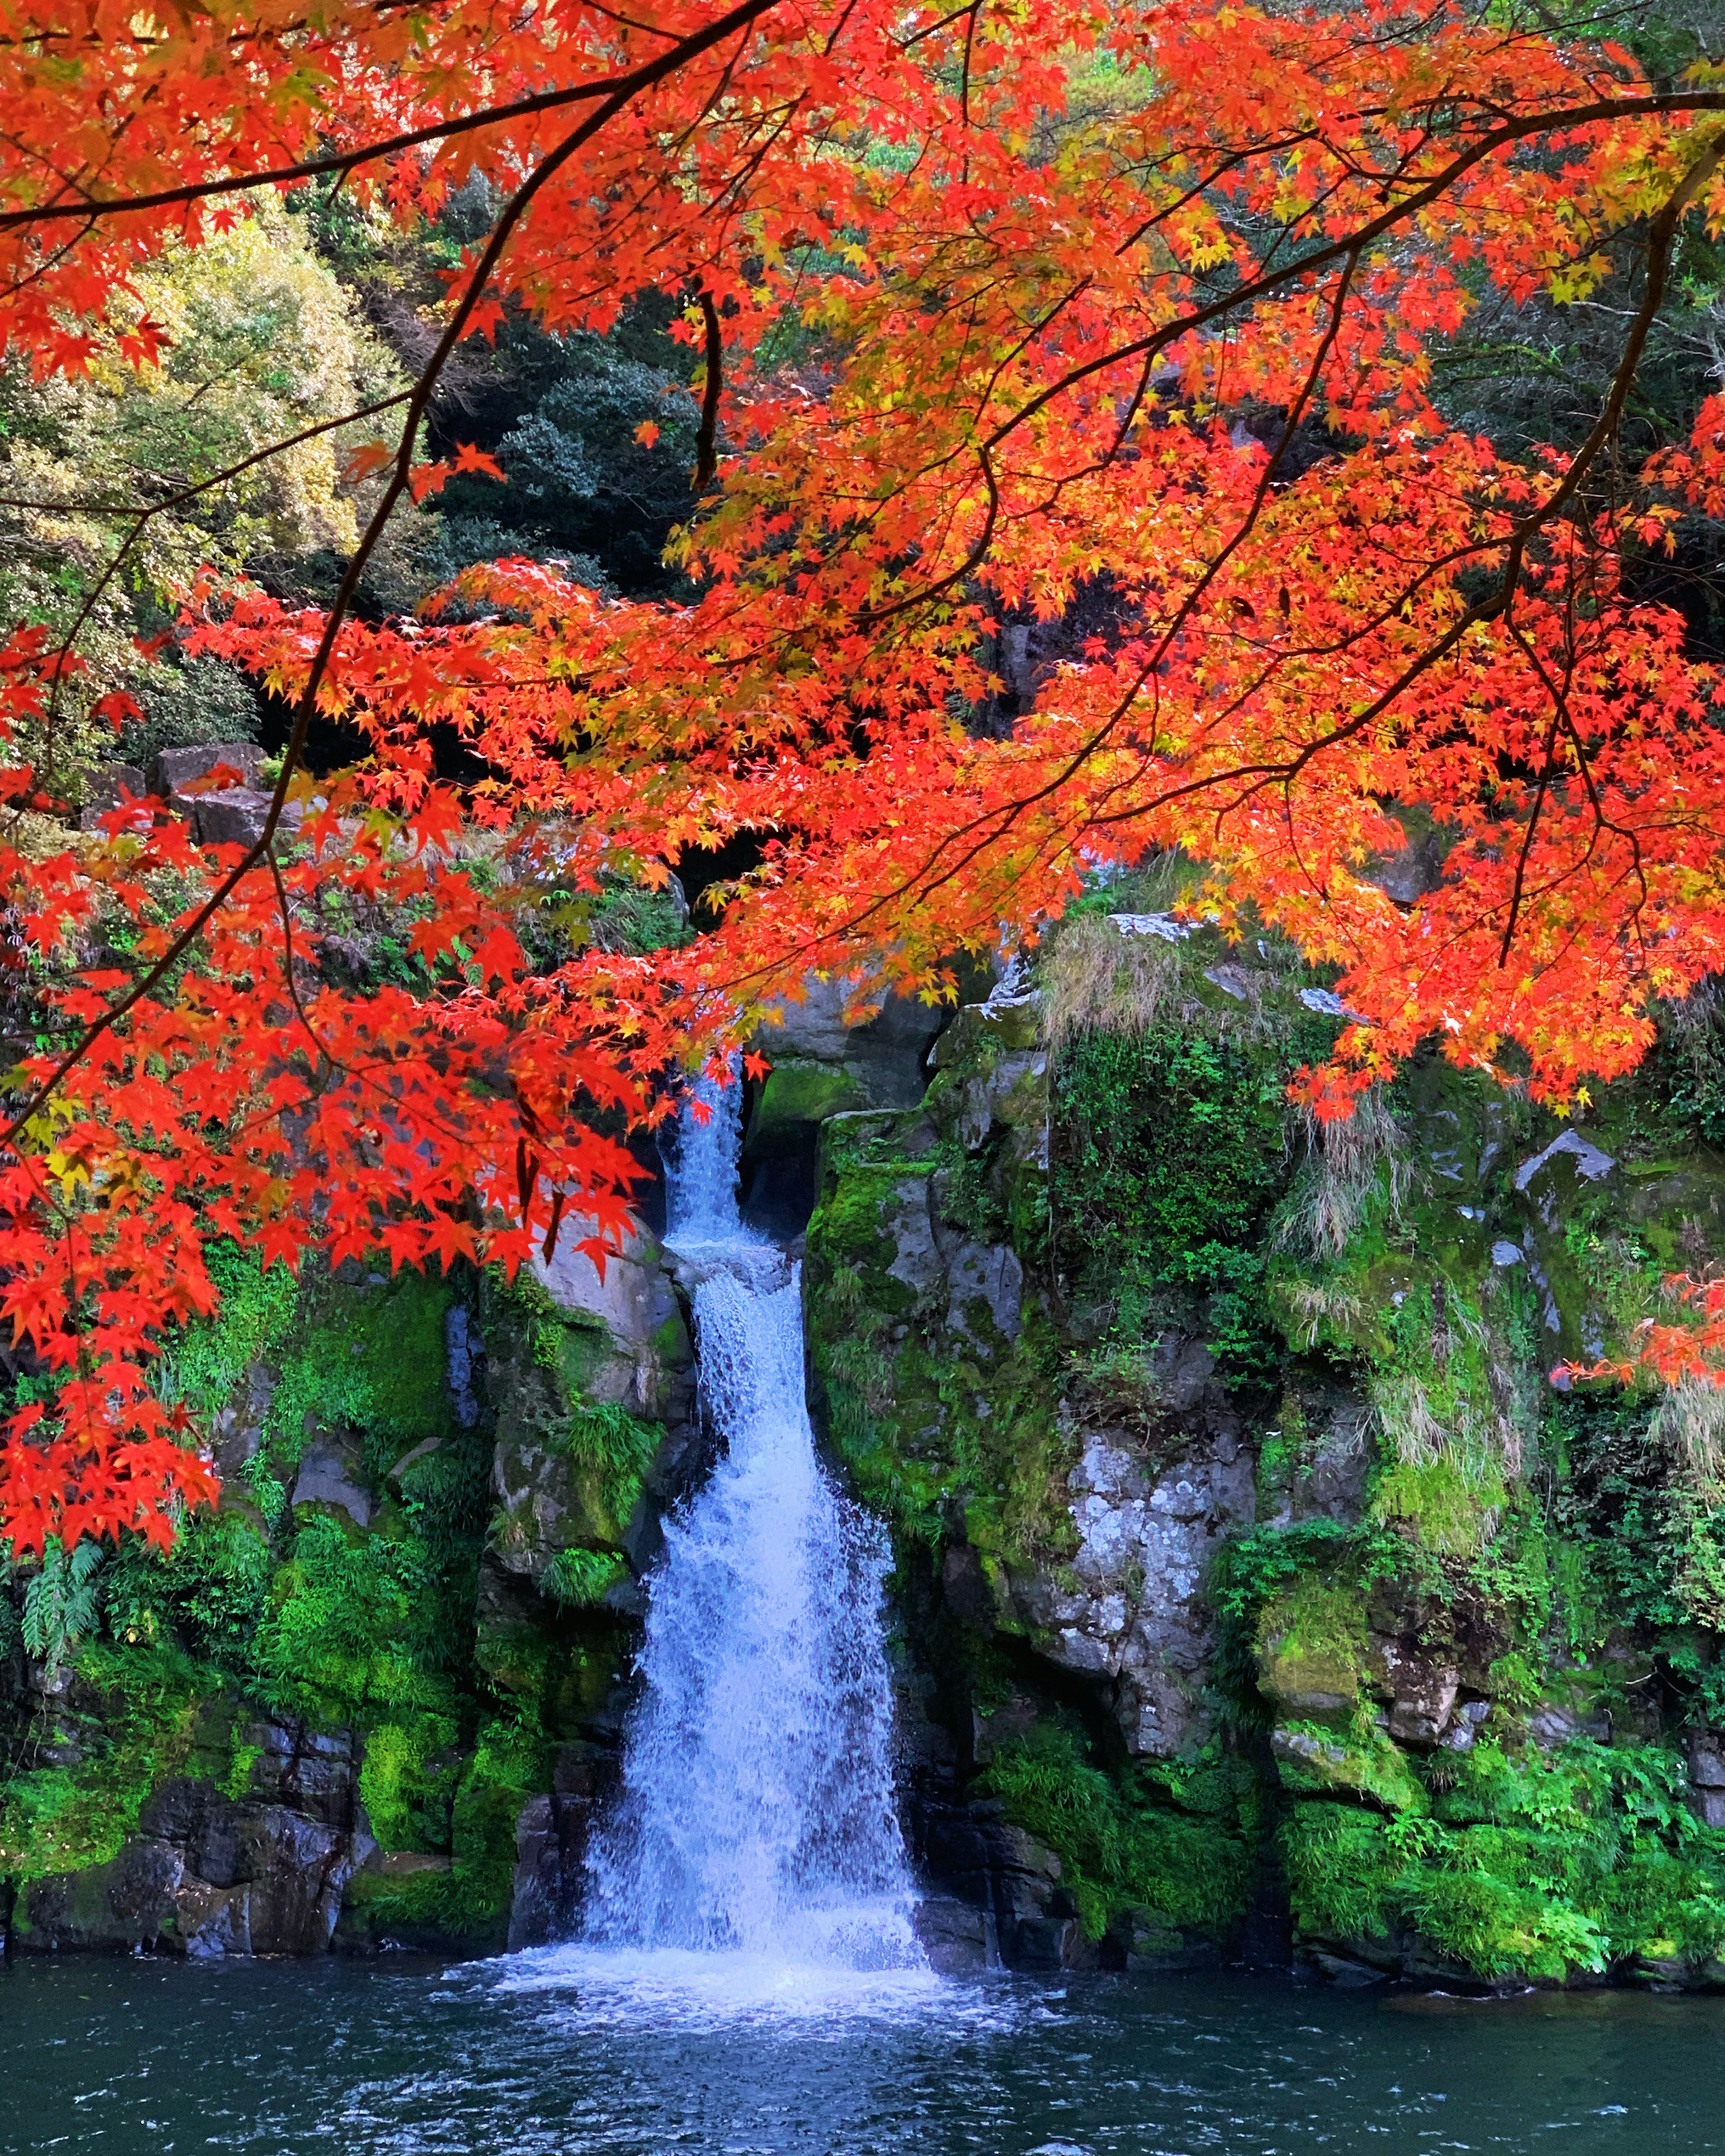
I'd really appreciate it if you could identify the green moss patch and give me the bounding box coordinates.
[982,1725,1256,1941]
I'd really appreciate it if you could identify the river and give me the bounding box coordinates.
[3,1952,1724,2153]
[6,1091,1723,2153]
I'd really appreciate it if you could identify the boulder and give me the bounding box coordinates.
[190,786,302,848]
[756,977,950,1109]
[1376,1645,1460,1749]
[912,1895,999,1973]
[78,762,148,831]
[291,1439,372,1527]
[1013,1425,1254,1758]
[13,1721,369,1956]
[150,740,264,797]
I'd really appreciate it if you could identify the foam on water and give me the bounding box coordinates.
[483,1943,969,2031]
[566,1071,925,2005]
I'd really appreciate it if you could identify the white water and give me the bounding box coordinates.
[572,1075,924,1987]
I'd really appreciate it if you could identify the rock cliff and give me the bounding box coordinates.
[8,883,1725,1992]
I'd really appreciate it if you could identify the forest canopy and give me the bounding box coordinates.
[0,0,1719,1549]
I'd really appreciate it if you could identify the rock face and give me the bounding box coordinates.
[0,1241,701,1964]
[793,930,1725,1989]
[1014,1419,1253,1758]
[488,1222,698,1599]
[13,914,1725,1993]
[13,1714,370,1956]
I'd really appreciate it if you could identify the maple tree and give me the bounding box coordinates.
[0,0,1720,1550]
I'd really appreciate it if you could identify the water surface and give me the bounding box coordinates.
[3,1951,1722,2154]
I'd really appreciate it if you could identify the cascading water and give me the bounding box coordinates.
[580,1078,923,1975]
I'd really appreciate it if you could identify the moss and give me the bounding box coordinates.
[1273,1717,1429,1812]
[1255,1577,1371,1719]
[811,1281,1071,1560]
[267,1264,456,1482]
[168,1242,300,1419]
[745,1060,862,1152]
[345,1715,544,1948]
[0,1645,212,1887]
[1371,1455,1508,1558]
[254,1509,471,1852]
[982,1725,1255,1940]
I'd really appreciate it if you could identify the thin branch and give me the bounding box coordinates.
[0,7,771,234]
[696,288,723,489]
[0,0,784,1159]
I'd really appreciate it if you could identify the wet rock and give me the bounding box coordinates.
[1528,1702,1613,1750]
[1363,822,1450,905]
[1106,912,1189,942]
[928,981,1042,1061]
[509,1786,604,1948]
[17,1838,185,1952]
[1309,1949,1392,1987]
[884,1176,946,1299]
[13,1721,367,1956]
[1298,986,1367,1022]
[531,1219,690,1418]
[1270,1724,1427,1811]
[1440,1700,1491,1754]
[1690,1789,1725,1829]
[445,1304,483,1429]
[744,1060,863,1156]
[1514,1129,1616,1193]
[912,1895,998,1973]
[208,1359,274,1483]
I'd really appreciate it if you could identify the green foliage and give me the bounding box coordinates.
[1549,1385,1697,1632]
[257,1511,453,1720]
[539,1547,627,1606]
[103,1509,272,1670]
[167,1241,299,1422]
[982,1725,1254,1940]
[1053,1025,1287,1389]
[0,1645,210,1887]
[265,1265,456,1482]
[1284,1733,1725,1981]
[345,1713,544,1946]
[0,203,401,796]
[21,1537,104,1674]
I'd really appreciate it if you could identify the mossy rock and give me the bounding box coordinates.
[1255,1577,1371,1719]
[744,1059,864,1154]
[1271,1721,1428,1812]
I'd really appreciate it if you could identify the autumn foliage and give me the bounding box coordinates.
[0,0,1721,1546]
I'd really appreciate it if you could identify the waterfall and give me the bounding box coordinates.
[582,1077,922,1971]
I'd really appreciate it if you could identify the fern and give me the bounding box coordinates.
[22,1537,104,1673]
[538,1546,627,1606]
